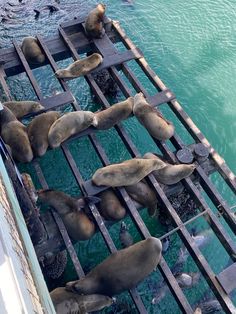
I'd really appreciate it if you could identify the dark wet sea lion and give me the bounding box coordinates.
[3,100,44,119]
[119,222,133,248]
[196,299,221,314]
[21,37,45,64]
[85,3,106,38]
[55,53,103,79]
[27,111,60,157]
[66,237,162,296]
[93,97,134,130]
[133,93,175,140]
[92,158,166,187]
[98,189,126,220]
[125,180,158,216]
[48,111,96,148]
[143,152,196,185]
[38,189,96,241]
[50,287,114,314]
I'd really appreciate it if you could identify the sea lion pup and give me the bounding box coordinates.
[48,111,96,148]
[66,237,162,296]
[125,180,158,216]
[92,157,166,187]
[50,287,114,314]
[133,93,175,141]
[98,189,126,220]
[0,106,33,163]
[21,36,45,64]
[27,111,60,157]
[93,97,134,130]
[37,189,96,241]
[3,100,44,119]
[55,53,103,79]
[85,3,106,39]
[143,152,196,185]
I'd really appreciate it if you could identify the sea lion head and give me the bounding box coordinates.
[55,69,70,79]
[97,3,106,12]
[31,102,45,112]
[66,277,99,295]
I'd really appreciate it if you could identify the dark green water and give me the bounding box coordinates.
[1,0,236,312]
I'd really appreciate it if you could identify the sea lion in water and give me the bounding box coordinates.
[38,189,96,241]
[92,158,166,187]
[66,237,162,296]
[143,152,196,185]
[125,180,158,216]
[98,189,126,220]
[3,100,44,118]
[48,111,96,148]
[195,299,221,314]
[93,97,134,130]
[27,111,60,157]
[119,222,133,248]
[85,4,106,38]
[133,93,175,140]
[21,37,45,64]
[0,106,33,163]
[50,287,115,314]
[55,53,103,79]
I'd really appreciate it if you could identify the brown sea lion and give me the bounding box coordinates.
[55,53,103,79]
[143,152,196,185]
[93,97,134,130]
[66,237,162,296]
[48,111,96,148]
[0,106,33,163]
[125,180,158,216]
[98,189,126,220]
[38,189,96,241]
[27,111,60,157]
[133,93,175,140]
[21,36,45,64]
[50,287,114,314]
[85,4,106,38]
[92,158,166,187]
[3,100,44,118]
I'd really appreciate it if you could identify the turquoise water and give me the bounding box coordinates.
[1,0,236,312]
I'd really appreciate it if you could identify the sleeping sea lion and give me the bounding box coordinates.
[92,158,166,187]
[98,189,126,220]
[55,53,103,79]
[143,152,196,185]
[48,111,96,148]
[85,4,106,38]
[119,222,133,248]
[27,111,60,157]
[50,287,115,314]
[3,100,44,118]
[21,36,45,64]
[66,237,162,296]
[133,93,175,140]
[38,189,96,241]
[0,106,33,163]
[93,97,134,130]
[125,180,158,216]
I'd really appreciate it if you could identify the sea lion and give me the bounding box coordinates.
[125,180,158,216]
[48,111,96,148]
[3,100,44,118]
[0,106,33,163]
[92,158,166,187]
[161,236,170,254]
[66,237,162,296]
[98,189,126,220]
[133,93,175,140]
[85,4,106,38]
[194,308,202,314]
[27,111,60,157]
[55,53,103,79]
[37,189,96,241]
[21,37,45,64]
[50,287,115,314]
[195,299,221,314]
[119,222,133,248]
[93,97,134,130]
[143,152,196,185]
